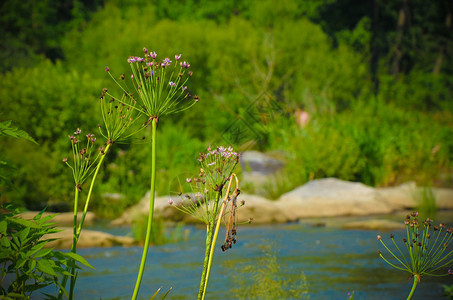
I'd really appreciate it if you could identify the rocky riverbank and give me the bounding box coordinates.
[20,178,453,249]
[113,178,453,225]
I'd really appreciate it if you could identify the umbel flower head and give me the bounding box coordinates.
[98,89,147,144]
[104,48,198,122]
[378,212,453,279]
[63,129,102,191]
[170,145,241,224]
[198,146,240,193]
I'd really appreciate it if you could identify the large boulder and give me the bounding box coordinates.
[111,192,177,226]
[44,228,136,249]
[375,182,417,209]
[276,178,393,219]
[376,182,453,210]
[236,194,291,224]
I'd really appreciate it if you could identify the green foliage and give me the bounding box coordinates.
[0,59,101,208]
[0,0,452,211]
[0,121,37,145]
[230,243,310,300]
[264,98,453,199]
[0,206,92,298]
[0,121,37,199]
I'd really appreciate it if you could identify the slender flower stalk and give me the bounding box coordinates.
[59,130,103,299]
[59,88,146,299]
[170,146,247,299]
[202,174,240,300]
[104,48,198,299]
[377,212,453,300]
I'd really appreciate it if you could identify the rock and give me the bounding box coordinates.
[376,182,417,209]
[430,187,453,210]
[43,227,136,249]
[111,192,177,226]
[376,183,453,210]
[236,194,291,224]
[20,211,96,227]
[340,219,405,231]
[240,150,284,186]
[277,178,393,219]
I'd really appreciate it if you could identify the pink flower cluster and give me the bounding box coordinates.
[126,50,190,70]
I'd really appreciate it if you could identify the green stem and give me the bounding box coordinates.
[76,144,111,237]
[197,224,214,300]
[407,274,419,300]
[200,175,236,300]
[69,143,111,299]
[59,186,79,299]
[132,118,157,300]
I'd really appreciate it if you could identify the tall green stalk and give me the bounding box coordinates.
[199,174,238,300]
[69,143,111,299]
[59,143,111,300]
[197,192,221,300]
[407,275,419,300]
[132,118,157,300]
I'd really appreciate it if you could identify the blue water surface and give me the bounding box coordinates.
[53,221,452,299]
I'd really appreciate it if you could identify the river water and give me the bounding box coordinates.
[62,216,452,299]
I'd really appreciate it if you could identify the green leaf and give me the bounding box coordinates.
[63,252,94,269]
[5,292,28,299]
[26,241,47,257]
[28,259,37,271]
[16,257,27,269]
[36,259,57,276]
[18,226,30,245]
[7,217,41,229]
[0,236,10,248]
[33,248,53,258]
[0,120,38,144]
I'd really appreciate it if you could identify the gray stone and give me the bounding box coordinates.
[276,178,393,219]
[240,151,284,186]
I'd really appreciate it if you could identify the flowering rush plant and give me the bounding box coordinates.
[377,212,453,300]
[170,146,247,299]
[104,49,198,300]
[105,49,198,122]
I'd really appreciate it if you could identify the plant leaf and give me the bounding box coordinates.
[33,248,54,258]
[36,259,57,276]
[7,217,41,229]
[63,252,94,269]
[0,120,38,144]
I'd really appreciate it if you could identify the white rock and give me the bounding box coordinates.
[277,178,393,219]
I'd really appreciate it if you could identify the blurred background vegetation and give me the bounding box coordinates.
[0,0,452,217]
